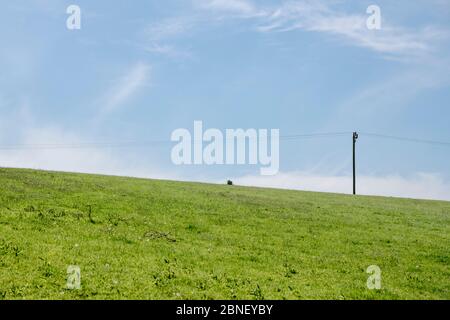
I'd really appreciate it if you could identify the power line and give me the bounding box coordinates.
[0,140,171,150]
[0,132,353,150]
[280,132,352,140]
[359,132,450,147]
[0,131,449,150]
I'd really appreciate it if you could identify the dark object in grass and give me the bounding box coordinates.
[143,230,176,243]
[87,205,96,224]
[227,180,233,185]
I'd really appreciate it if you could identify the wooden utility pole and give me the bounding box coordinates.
[353,132,358,195]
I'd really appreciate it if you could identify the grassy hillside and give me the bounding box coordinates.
[0,168,448,300]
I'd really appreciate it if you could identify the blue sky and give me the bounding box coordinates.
[1,0,450,200]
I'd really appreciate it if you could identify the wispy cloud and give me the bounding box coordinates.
[100,62,151,113]
[262,3,446,57]
[145,17,192,41]
[194,0,448,58]
[232,171,450,201]
[144,43,192,59]
[326,61,450,125]
[194,0,265,17]
[142,17,194,58]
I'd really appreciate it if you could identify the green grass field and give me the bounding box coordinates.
[0,168,448,300]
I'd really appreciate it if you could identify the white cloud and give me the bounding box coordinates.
[0,124,176,180]
[304,16,444,56]
[327,62,450,124]
[194,0,448,58]
[0,103,176,180]
[258,1,448,57]
[144,43,192,59]
[231,171,450,201]
[142,17,195,58]
[145,17,192,41]
[196,0,261,17]
[100,62,151,113]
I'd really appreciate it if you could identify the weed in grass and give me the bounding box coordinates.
[251,284,265,300]
[143,230,176,243]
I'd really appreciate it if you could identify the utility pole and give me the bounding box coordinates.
[353,131,358,195]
